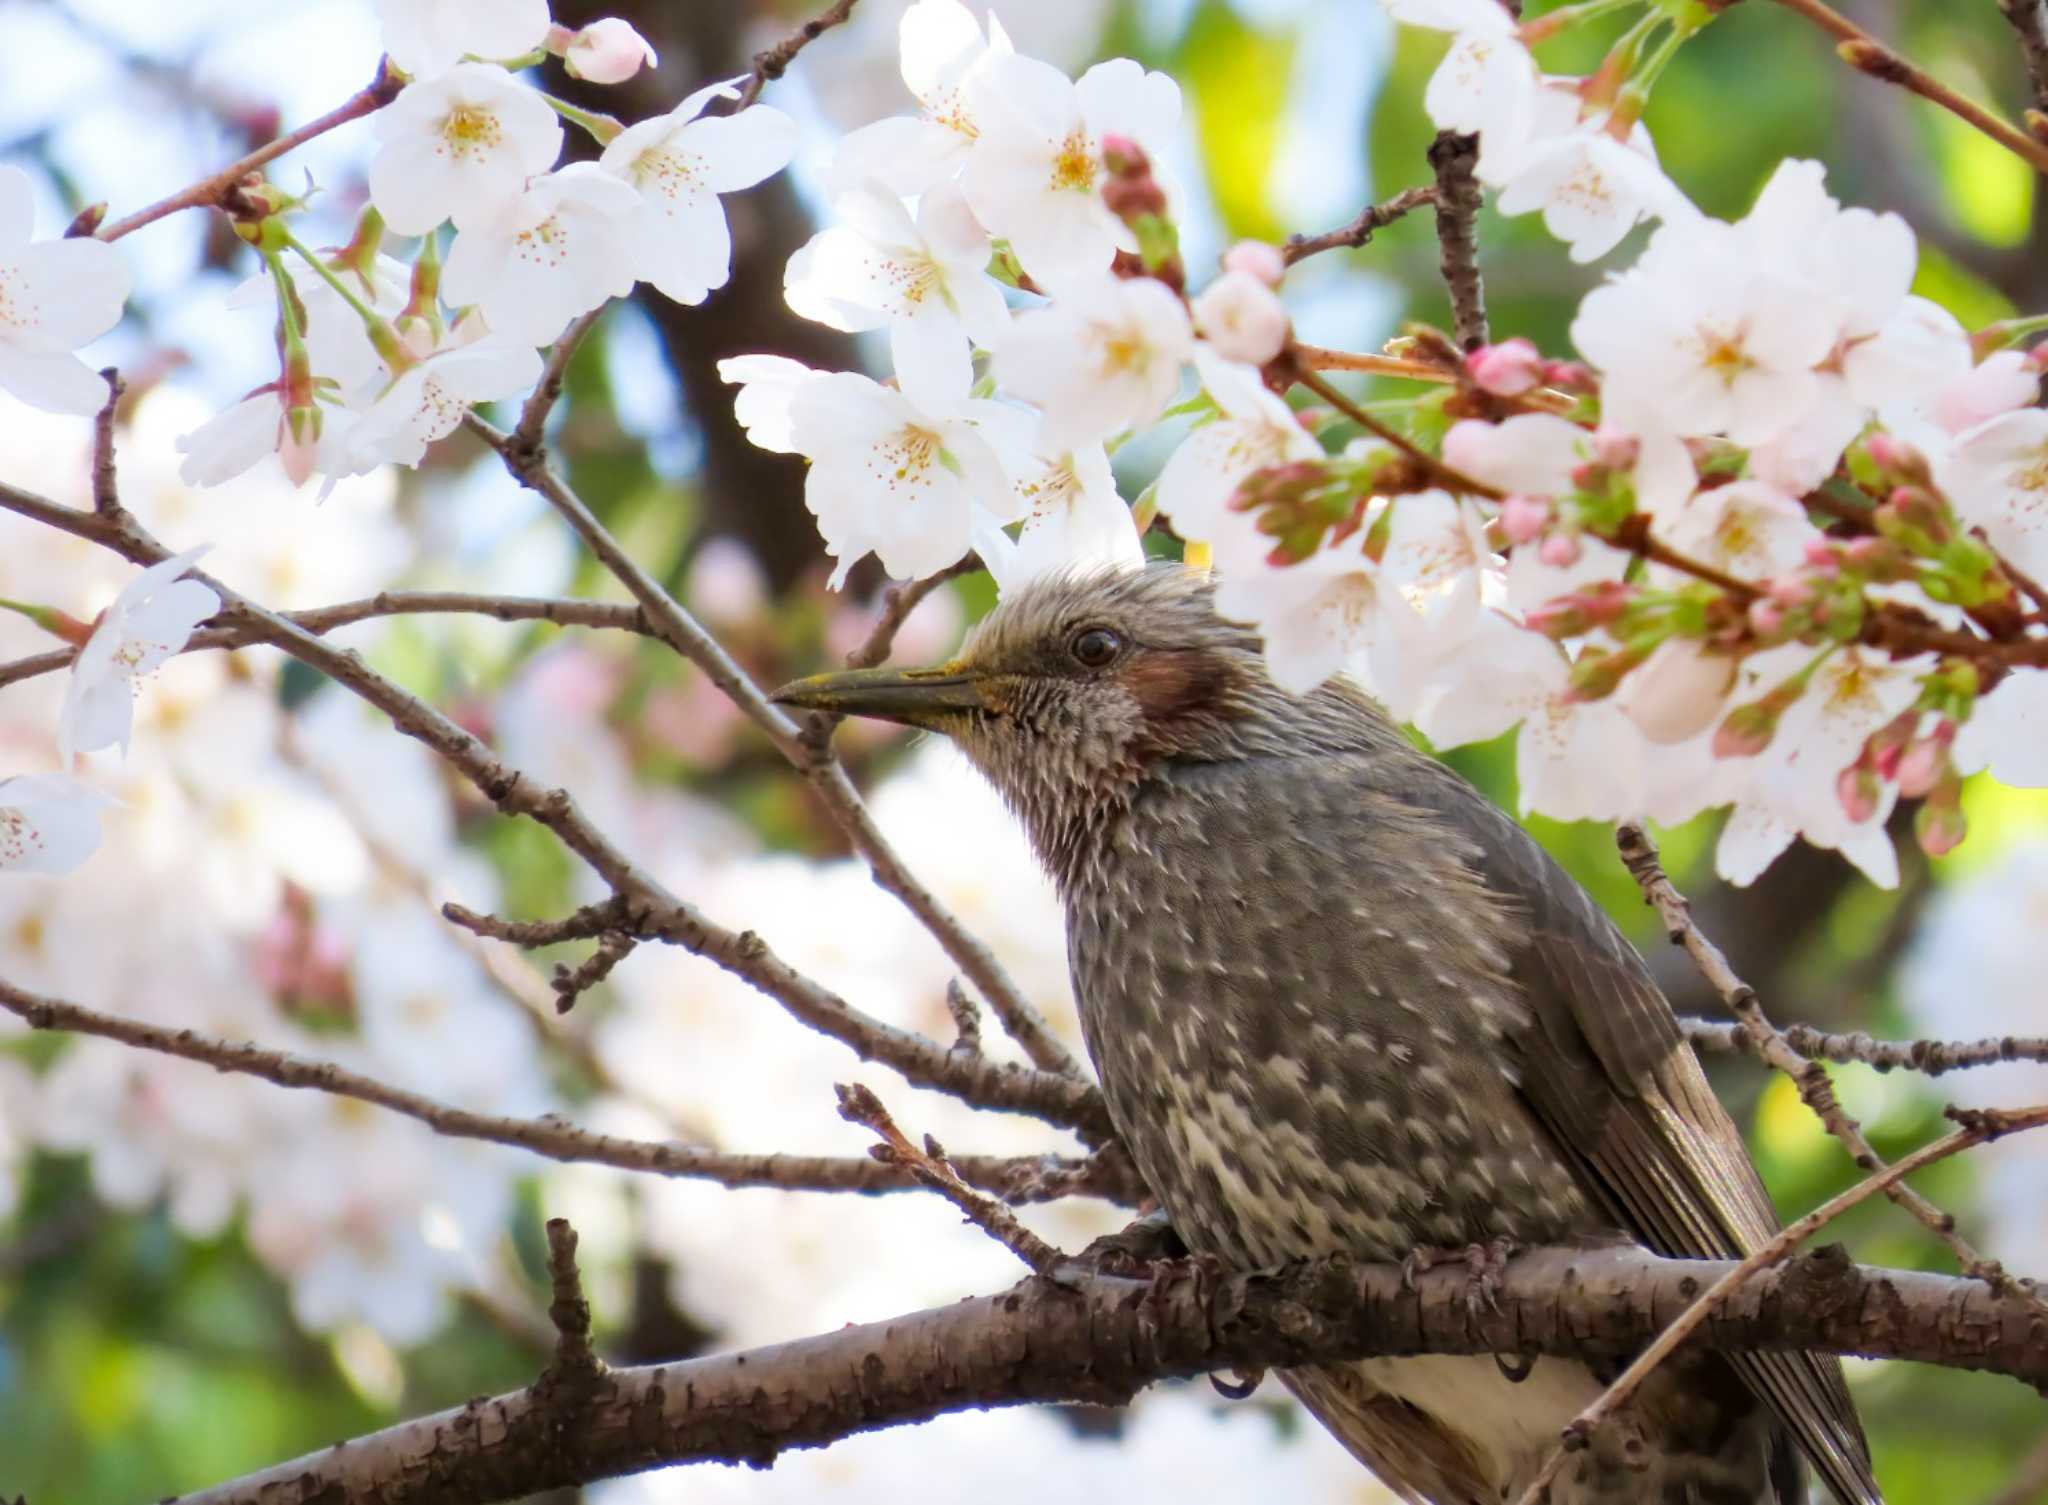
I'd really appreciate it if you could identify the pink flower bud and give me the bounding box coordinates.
[1802,539,1837,569]
[1541,360,1595,391]
[1467,338,1542,397]
[1591,423,1639,472]
[565,18,658,83]
[1933,350,2041,436]
[1100,134,1150,176]
[1193,271,1290,367]
[1500,492,1552,545]
[1539,531,1582,568]
[1766,572,1814,607]
[1747,598,1786,636]
[1895,738,1945,799]
[1836,759,1881,824]
[1221,239,1287,288]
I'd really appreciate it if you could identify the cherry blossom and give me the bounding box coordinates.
[442,163,639,346]
[1154,350,1321,542]
[980,442,1142,595]
[784,182,1009,409]
[1489,85,1691,263]
[1385,0,1540,148]
[367,63,564,236]
[563,18,657,84]
[717,353,824,454]
[1190,271,1290,367]
[0,165,131,415]
[830,0,1014,196]
[1617,637,1740,744]
[59,549,222,766]
[599,84,798,306]
[1574,217,1839,448]
[343,341,544,470]
[960,51,1181,288]
[779,367,1020,586]
[1210,519,1411,695]
[1936,408,2048,580]
[1656,479,1819,582]
[995,275,1192,454]
[375,0,552,80]
[1955,667,2048,787]
[0,774,110,875]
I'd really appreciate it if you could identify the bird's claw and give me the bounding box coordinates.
[1046,1210,1189,1290]
[1400,1236,1519,1318]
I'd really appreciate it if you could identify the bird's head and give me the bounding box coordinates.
[772,565,1390,875]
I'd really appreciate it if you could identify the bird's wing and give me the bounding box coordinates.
[1383,756,1882,1505]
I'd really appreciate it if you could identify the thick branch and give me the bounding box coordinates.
[171,1245,2048,1505]
[1427,131,1489,351]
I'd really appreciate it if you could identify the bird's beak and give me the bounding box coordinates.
[770,662,985,730]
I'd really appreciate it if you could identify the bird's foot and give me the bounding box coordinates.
[1400,1236,1519,1317]
[1047,1208,1189,1290]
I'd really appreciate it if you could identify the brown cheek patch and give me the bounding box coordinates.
[1124,650,1241,747]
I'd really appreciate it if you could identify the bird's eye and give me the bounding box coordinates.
[1069,627,1122,669]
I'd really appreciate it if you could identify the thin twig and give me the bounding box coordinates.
[1283,186,1438,265]
[945,978,983,1055]
[1290,344,1457,383]
[1289,365,1504,497]
[89,371,124,515]
[540,1217,604,1383]
[1616,822,2046,1316]
[513,309,606,455]
[1683,1018,2048,1075]
[468,412,1085,1087]
[1427,131,1488,351]
[733,0,862,109]
[1512,1102,2048,1505]
[836,1083,1067,1274]
[0,976,1122,1201]
[444,897,633,949]
[847,557,978,670]
[1765,0,2048,174]
[550,931,637,1014]
[0,590,653,693]
[1999,0,2048,120]
[96,69,401,242]
[0,481,1112,1139]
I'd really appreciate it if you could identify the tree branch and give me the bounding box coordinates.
[1683,1018,2048,1075]
[733,0,863,110]
[1427,131,1489,351]
[1283,185,1438,265]
[469,414,1085,1087]
[0,976,1135,1204]
[168,1244,2048,1505]
[1999,0,2048,119]
[1617,822,2047,1317]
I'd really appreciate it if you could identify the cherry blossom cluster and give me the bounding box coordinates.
[718,0,2048,889]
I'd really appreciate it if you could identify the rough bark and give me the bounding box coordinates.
[172,1245,2048,1505]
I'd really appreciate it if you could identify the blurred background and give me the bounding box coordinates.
[0,0,2044,1499]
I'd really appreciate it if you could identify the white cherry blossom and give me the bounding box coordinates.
[1618,637,1741,744]
[599,85,798,306]
[367,63,563,236]
[0,774,110,875]
[830,0,1015,196]
[1955,666,2048,787]
[785,182,1009,409]
[376,0,552,79]
[981,442,1142,595]
[343,341,543,470]
[995,275,1192,454]
[0,165,130,415]
[1213,531,1411,695]
[1717,747,1902,888]
[1656,479,1819,583]
[1489,84,1690,263]
[960,51,1181,288]
[1572,217,1839,447]
[784,369,1019,586]
[717,353,824,453]
[1936,408,2048,580]
[1154,349,1320,541]
[1385,0,1540,147]
[442,163,639,345]
[59,548,221,766]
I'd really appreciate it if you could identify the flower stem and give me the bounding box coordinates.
[285,231,410,372]
[541,92,624,146]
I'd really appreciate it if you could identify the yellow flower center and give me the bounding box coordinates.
[1050,130,1098,193]
[1696,327,1754,387]
[440,105,503,161]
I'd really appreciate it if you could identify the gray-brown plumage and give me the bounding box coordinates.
[774,564,1881,1505]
